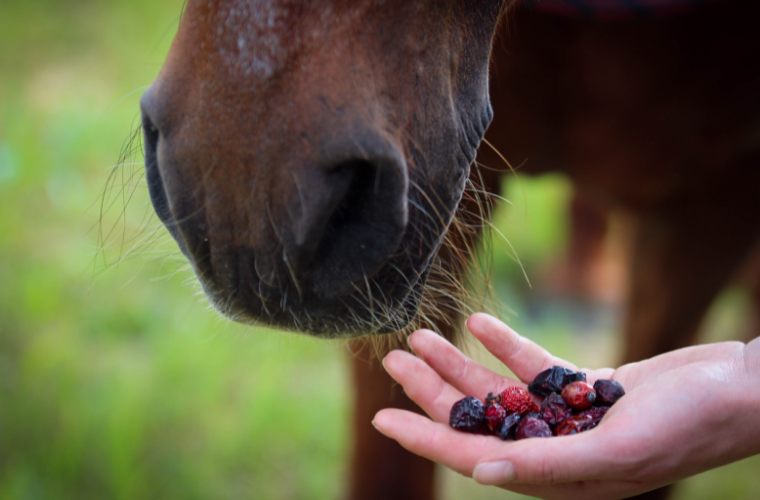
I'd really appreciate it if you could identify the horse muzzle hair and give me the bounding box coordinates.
[140,0,504,337]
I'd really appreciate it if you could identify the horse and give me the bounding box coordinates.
[139,1,760,499]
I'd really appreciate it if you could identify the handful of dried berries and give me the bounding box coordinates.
[449,366,625,440]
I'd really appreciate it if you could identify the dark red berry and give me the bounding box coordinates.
[484,393,508,433]
[540,392,572,427]
[577,405,609,426]
[450,397,485,433]
[497,412,521,440]
[555,414,595,436]
[515,416,552,440]
[528,366,587,397]
[500,386,539,415]
[561,381,597,410]
[593,379,625,406]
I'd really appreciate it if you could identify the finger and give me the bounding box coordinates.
[372,408,504,476]
[616,341,745,387]
[382,349,465,423]
[467,313,579,383]
[473,429,629,486]
[408,329,523,399]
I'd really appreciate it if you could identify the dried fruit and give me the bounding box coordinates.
[528,366,587,397]
[515,416,552,440]
[499,386,539,415]
[449,373,622,441]
[555,414,595,436]
[497,412,521,440]
[577,405,609,425]
[540,392,572,427]
[449,397,485,433]
[561,381,597,410]
[593,379,625,406]
[484,393,508,433]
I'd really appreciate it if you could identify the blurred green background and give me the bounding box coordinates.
[0,1,758,499]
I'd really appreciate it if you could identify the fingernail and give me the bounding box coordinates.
[381,356,398,382]
[371,419,387,436]
[473,460,516,485]
[405,334,416,353]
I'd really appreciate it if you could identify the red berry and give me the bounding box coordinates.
[555,414,595,436]
[515,416,552,440]
[593,379,625,406]
[499,386,539,415]
[449,397,485,433]
[484,393,508,433]
[540,392,572,427]
[561,381,597,410]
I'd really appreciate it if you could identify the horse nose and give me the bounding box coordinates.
[287,147,409,299]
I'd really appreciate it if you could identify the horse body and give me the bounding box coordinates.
[142,1,760,499]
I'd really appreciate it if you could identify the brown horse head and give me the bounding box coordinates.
[140,0,506,337]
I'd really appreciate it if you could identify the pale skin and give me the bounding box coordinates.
[373,313,760,500]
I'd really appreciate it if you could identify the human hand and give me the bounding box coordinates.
[373,313,760,500]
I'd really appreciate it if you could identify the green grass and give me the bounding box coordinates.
[1,0,758,498]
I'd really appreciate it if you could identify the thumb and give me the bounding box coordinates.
[473,430,627,486]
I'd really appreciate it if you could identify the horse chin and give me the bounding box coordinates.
[197,265,429,339]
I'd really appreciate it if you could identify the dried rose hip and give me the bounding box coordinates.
[577,405,609,425]
[499,386,539,415]
[540,392,572,427]
[449,397,485,433]
[593,379,625,406]
[484,393,508,433]
[497,412,521,440]
[528,366,587,397]
[515,416,552,440]
[555,414,595,436]
[561,381,597,410]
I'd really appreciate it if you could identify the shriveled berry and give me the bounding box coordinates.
[577,405,609,426]
[515,416,552,440]
[540,392,572,427]
[561,381,597,410]
[450,397,485,433]
[499,386,539,415]
[497,412,521,440]
[593,379,625,406]
[555,414,595,436]
[528,366,587,397]
[484,393,508,433]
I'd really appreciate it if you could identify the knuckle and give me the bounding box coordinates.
[457,356,470,382]
[528,457,556,484]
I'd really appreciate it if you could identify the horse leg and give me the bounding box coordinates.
[621,159,760,500]
[622,183,760,363]
[564,190,609,298]
[346,340,436,500]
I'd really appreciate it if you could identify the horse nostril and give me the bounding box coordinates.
[141,110,174,232]
[306,157,408,299]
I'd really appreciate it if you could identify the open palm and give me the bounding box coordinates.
[373,313,760,500]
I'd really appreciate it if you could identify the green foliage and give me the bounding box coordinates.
[0,1,348,499]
